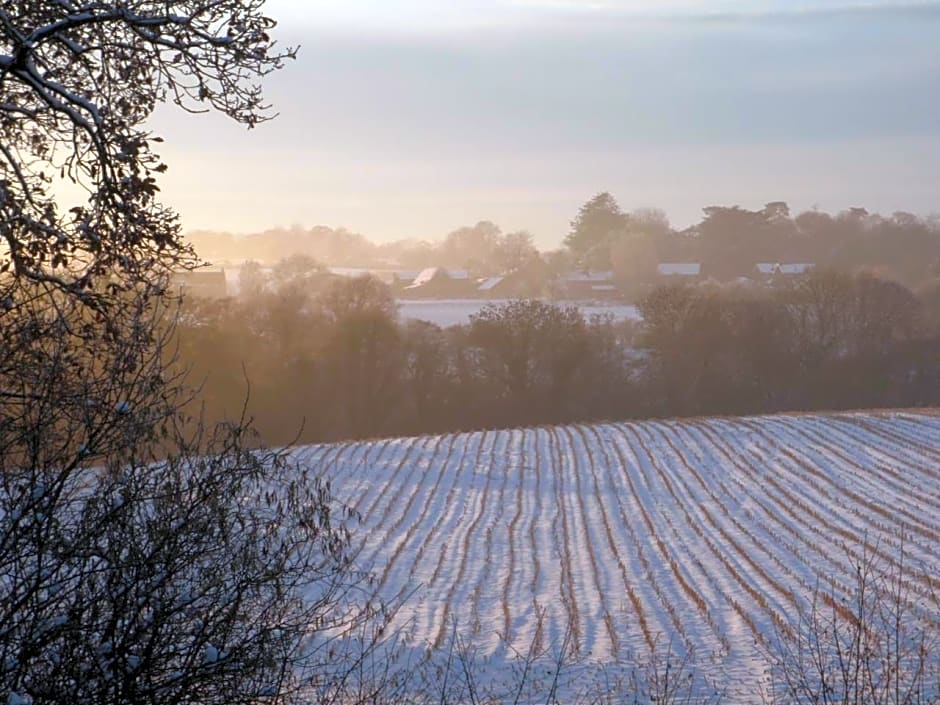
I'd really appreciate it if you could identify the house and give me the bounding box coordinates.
[400,268,476,298]
[657,263,702,278]
[562,270,621,300]
[328,267,422,286]
[171,269,228,298]
[392,270,421,285]
[475,268,545,298]
[756,263,816,279]
[477,276,505,295]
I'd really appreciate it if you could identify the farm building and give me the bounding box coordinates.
[171,269,228,298]
[755,262,816,279]
[476,269,543,298]
[400,268,476,298]
[657,262,702,278]
[562,270,621,299]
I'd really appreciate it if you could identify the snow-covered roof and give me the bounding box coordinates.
[477,276,504,291]
[329,266,372,277]
[405,267,471,289]
[756,263,816,275]
[565,270,614,283]
[406,268,441,288]
[657,263,701,276]
[779,263,815,275]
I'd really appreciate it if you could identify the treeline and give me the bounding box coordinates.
[187,197,940,290]
[567,196,940,290]
[176,264,940,444]
[186,221,541,274]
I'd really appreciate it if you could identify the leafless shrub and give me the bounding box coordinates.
[765,543,940,705]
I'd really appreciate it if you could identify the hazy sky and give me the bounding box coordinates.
[149,0,940,246]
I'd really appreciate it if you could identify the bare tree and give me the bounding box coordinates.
[1,0,293,300]
[0,5,389,705]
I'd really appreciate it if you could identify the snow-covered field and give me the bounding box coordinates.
[397,299,641,327]
[293,411,940,699]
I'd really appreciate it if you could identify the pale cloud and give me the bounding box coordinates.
[147,0,940,244]
[267,0,940,29]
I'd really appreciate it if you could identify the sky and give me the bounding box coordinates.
[148,0,940,247]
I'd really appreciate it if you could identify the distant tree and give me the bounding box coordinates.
[321,311,401,439]
[469,300,588,423]
[319,274,397,322]
[399,320,456,433]
[237,259,268,299]
[630,207,672,237]
[564,192,628,268]
[319,276,401,438]
[495,230,540,273]
[542,248,575,298]
[696,205,772,279]
[441,221,503,274]
[270,254,330,295]
[917,277,940,336]
[610,230,659,296]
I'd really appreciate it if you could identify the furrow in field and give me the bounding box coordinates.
[558,425,620,658]
[749,415,918,537]
[292,409,940,695]
[468,430,516,643]
[760,416,939,565]
[618,421,778,645]
[812,416,940,524]
[605,423,717,646]
[636,422,795,641]
[838,415,940,485]
[709,417,880,604]
[348,437,417,520]
[770,418,940,599]
[729,418,935,609]
[373,431,458,597]
[433,430,497,649]
[359,436,434,552]
[420,430,484,628]
[781,416,940,544]
[525,428,548,654]
[687,420,854,598]
[879,413,940,464]
[650,422,802,620]
[547,427,582,653]
[400,432,475,644]
[583,423,703,655]
[296,438,352,483]
[324,439,370,486]
[663,419,863,635]
[586,424,672,653]
[501,428,533,646]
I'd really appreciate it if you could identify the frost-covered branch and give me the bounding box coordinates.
[0,0,295,301]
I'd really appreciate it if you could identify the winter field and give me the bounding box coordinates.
[293,411,940,700]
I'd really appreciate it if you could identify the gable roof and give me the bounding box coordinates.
[477,276,504,292]
[405,267,473,290]
[756,262,816,275]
